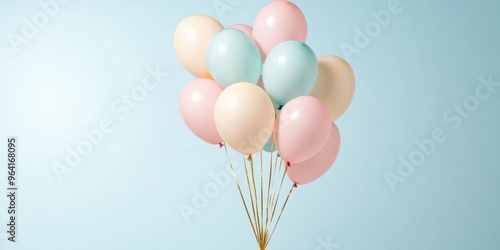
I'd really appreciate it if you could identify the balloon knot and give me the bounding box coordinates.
[277,153,281,158]
[277,105,284,110]
[293,183,298,188]
[286,162,291,167]
[219,142,224,148]
[247,155,253,161]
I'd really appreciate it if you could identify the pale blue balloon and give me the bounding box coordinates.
[263,41,319,106]
[206,28,262,88]
[262,135,277,153]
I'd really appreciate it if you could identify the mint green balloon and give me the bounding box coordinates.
[263,41,318,106]
[262,135,277,153]
[206,28,262,88]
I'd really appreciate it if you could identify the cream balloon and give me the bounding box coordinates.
[173,15,223,78]
[310,56,355,121]
[214,82,275,155]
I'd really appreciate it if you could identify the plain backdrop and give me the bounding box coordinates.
[0,0,499,249]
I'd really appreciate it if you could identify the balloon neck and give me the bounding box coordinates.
[277,105,283,110]
[293,183,298,188]
[277,153,281,158]
[286,161,291,167]
[219,142,224,148]
[247,155,253,161]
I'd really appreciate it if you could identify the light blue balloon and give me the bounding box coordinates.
[262,135,277,153]
[206,28,262,88]
[263,41,319,106]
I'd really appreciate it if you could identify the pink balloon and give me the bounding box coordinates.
[253,1,307,60]
[288,123,341,185]
[257,76,265,90]
[228,24,253,38]
[274,96,330,163]
[179,79,223,144]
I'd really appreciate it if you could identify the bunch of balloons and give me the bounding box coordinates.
[175,1,355,186]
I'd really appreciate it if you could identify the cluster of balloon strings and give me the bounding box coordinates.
[224,143,295,250]
[174,1,355,249]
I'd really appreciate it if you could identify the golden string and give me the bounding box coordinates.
[223,140,295,250]
[266,184,295,248]
[243,154,260,241]
[266,155,281,227]
[259,149,264,247]
[266,159,286,231]
[249,156,264,247]
[222,144,258,240]
[265,149,273,229]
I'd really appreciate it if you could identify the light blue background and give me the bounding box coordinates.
[0,0,499,249]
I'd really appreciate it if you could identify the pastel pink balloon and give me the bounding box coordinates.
[228,24,253,38]
[274,96,330,163]
[253,1,307,60]
[288,123,341,185]
[179,79,223,144]
[228,24,266,63]
[257,76,265,90]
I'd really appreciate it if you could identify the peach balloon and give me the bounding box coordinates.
[173,15,223,78]
[310,56,355,121]
[214,82,275,155]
